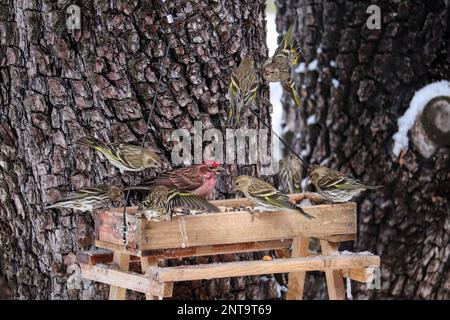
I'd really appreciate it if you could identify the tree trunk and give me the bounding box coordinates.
[0,0,276,299]
[276,0,450,299]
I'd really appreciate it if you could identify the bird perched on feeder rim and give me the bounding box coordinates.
[76,134,161,173]
[308,164,382,203]
[262,25,303,109]
[137,185,220,222]
[276,153,303,194]
[226,56,259,128]
[126,160,225,198]
[45,186,124,212]
[232,175,314,220]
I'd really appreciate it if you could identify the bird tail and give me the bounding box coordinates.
[283,81,302,109]
[76,134,108,150]
[295,205,315,220]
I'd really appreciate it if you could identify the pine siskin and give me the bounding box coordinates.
[276,153,303,194]
[76,134,161,173]
[45,186,124,212]
[126,160,224,198]
[137,185,219,222]
[262,25,303,108]
[308,164,381,203]
[232,175,314,220]
[226,56,259,128]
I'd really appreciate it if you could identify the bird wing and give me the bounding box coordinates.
[247,178,289,201]
[115,144,145,168]
[45,188,108,209]
[247,178,314,219]
[169,191,219,213]
[153,167,204,192]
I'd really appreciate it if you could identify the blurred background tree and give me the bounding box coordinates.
[275,0,449,299]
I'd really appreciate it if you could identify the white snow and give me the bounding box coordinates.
[307,114,317,125]
[346,278,353,300]
[276,283,288,298]
[332,79,340,88]
[307,59,319,71]
[338,250,375,256]
[317,47,323,54]
[266,13,284,161]
[330,60,337,68]
[300,144,310,157]
[392,80,450,157]
[295,62,306,73]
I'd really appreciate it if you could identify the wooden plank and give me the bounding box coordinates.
[137,203,357,250]
[95,239,292,258]
[342,268,375,283]
[108,252,130,300]
[320,240,346,300]
[286,237,309,300]
[140,257,161,300]
[96,211,139,248]
[95,194,354,250]
[80,263,170,297]
[76,249,140,265]
[95,240,142,256]
[149,254,380,282]
[142,240,292,258]
[320,234,356,242]
[76,249,113,265]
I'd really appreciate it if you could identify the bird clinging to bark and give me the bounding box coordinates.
[276,153,303,194]
[308,164,381,203]
[126,160,224,198]
[262,25,303,109]
[232,175,314,220]
[137,185,219,222]
[45,186,124,212]
[226,56,259,128]
[76,134,161,173]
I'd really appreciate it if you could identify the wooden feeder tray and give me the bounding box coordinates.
[77,193,380,300]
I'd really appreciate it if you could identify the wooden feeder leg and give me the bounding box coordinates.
[140,257,163,300]
[320,240,346,300]
[108,251,130,300]
[286,237,309,300]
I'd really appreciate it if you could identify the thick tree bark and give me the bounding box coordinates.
[0,0,276,299]
[276,0,450,299]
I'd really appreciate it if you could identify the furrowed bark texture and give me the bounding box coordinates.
[0,0,276,299]
[276,0,450,299]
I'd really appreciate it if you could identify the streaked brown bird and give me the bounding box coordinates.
[276,153,303,194]
[137,185,219,222]
[308,164,381,203]
[262,25,303,109]
[226,56,259,128]
[127,160,224,198]
[232,175,314,220]
[45,186,124,212]
[76,134,161,173]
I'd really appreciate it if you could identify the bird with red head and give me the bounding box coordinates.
[126,161,225,198]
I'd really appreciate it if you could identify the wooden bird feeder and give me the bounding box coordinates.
[77,194,381,300]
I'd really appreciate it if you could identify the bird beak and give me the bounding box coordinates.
[215,167,226,174]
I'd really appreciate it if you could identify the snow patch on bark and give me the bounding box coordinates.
[392,80,450,156]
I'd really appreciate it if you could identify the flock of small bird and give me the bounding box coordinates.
[45,26,380,222]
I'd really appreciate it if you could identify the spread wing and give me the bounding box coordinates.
[169,191,219,213]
